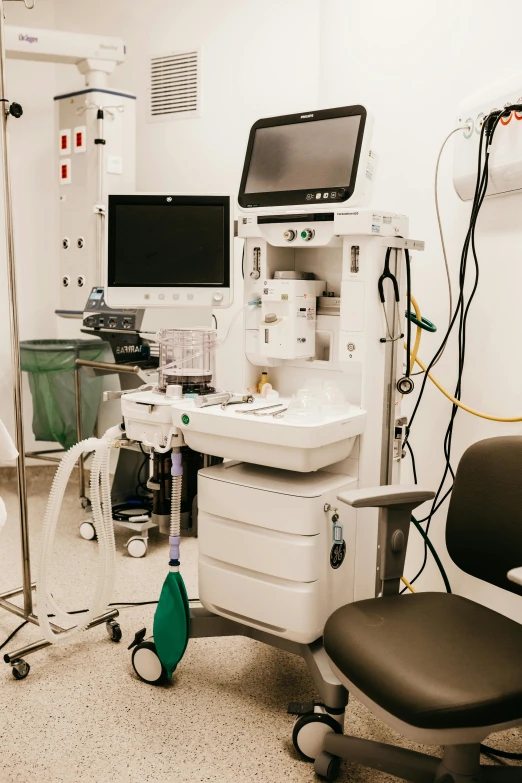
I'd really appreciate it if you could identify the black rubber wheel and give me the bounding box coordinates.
[326,756,341,782]
[131,641,168,685]
[292,712,343,762]
[12,660,30,680]
[106,621,122,643]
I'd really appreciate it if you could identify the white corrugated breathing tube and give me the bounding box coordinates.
[37,434,117,644]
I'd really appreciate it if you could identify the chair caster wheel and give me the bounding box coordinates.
[79,520,96,540]
[292,709,343,762]
[131,640,168,685]
[314,751,341,782]
[11,658,30,680]
[126,536,147,558]
[106,620,122,643]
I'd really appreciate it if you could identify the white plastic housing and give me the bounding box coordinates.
[171,396,365,472]
[238,112,375,217]
[57,88,136,313]
[259,279,325,360]
[454,77,522,200]
[6,26,125,67]
[197,462,358,644]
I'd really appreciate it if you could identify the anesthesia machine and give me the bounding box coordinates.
[109,104,424,761]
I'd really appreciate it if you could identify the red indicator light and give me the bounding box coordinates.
[61,135,68,150]
[61,164,68,179]
[76,132,82,147]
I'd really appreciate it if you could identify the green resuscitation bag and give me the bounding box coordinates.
[20,339,106,450]
[153,571,191,677]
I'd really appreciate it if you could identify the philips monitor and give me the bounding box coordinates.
[238,105,373,213]
[106,194,233,308]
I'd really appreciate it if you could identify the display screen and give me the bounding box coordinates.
[108,198,229,288]
[244,115,361,194]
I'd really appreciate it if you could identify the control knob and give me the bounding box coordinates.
[283,229,296,242]
[301,228,315,241]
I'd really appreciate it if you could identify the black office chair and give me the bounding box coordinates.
[315,436,522,782]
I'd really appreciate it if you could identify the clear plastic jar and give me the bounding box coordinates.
[156,328,218,395]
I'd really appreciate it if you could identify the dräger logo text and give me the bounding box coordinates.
[19,33,38,44]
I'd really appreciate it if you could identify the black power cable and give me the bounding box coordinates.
[404,249,412,380]
[405,106,522,761]
[0,621,29,651]
[403,116,491,588]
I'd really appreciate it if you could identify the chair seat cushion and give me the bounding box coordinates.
[324,593,522,730]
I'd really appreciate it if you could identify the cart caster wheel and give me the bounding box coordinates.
[292,710,343,762]
[127,536,147,558]
[314,751,341,782]
[79,520,96,541]
[131,640,168,685]
[11,659,30,680]
[106,620,122,643]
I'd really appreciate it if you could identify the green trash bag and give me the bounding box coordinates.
[20,339,106,450]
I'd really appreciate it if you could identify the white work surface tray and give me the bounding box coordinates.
[170,397,366,449]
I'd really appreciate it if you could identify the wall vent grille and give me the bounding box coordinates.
[149,49,200,121]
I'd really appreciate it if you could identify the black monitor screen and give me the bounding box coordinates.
[108,196,230,288]
[238,105,367,209]
[245,115,360,194]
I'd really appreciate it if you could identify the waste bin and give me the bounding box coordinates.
[20,339,107,450]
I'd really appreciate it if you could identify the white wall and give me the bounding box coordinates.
[320,0,522,621]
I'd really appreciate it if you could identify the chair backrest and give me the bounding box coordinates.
[446,436,522,597]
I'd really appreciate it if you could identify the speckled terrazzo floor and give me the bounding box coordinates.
[0,468,520,783]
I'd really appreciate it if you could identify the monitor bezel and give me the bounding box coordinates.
[107,194,232,289]
[238,105,367,210]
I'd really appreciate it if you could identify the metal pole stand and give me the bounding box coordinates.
[0,0,120,679]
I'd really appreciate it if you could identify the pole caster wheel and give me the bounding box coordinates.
[106,620,122,643]
[314,751,341,782]
[126,536,147,558]
[292,709,343,762]
[79,520,96,540]
[131,640,168,685]
[11,658,30,680]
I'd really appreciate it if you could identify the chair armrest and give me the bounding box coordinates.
[337,485,435,510]
[508,567,522,586]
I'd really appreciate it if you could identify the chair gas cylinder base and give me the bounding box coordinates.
[314,437,522,782]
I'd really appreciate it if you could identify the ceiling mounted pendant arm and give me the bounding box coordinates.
[3,0,35,7]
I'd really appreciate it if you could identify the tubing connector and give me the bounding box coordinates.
[169,535,181,564]
[171,451,183,477]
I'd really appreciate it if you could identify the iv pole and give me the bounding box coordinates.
[0,0,33,619]
[0,0,119,678]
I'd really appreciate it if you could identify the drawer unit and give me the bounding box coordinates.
[197,462,357,644]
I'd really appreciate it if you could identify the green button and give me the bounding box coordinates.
[300,230,307,239]
[181,414,190,425]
